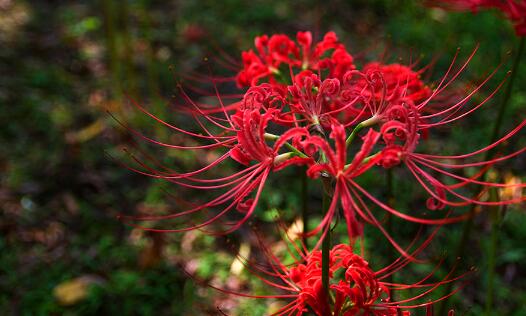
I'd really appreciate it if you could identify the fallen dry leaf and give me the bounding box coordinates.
[65,119,105,144]
[53,275,104,306]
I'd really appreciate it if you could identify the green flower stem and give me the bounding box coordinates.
[263,133,280,141]
[285,142,308,158]
[345,116,380,146]
[301,172,309,249]
[310,122,333,304]
[345,123,364,146]
[321,174,332,299]
[264,133,308,158]
[386,168,395,300]
[486,189,503,315]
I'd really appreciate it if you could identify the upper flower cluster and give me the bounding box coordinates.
[120,31,525,253]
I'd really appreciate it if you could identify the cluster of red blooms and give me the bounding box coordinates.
[250,243,460,316]
[433,0,526,36]
[120,31,525,314]
[207,219,457,315]
[122,31,524,243]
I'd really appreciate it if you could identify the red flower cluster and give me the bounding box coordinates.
[281,244,395,315]
[433,0,526,36]
[231,242,459,316]
[119,32,525,252]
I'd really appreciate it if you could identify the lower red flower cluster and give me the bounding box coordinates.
[234,242,459,316]
[285,244,393,315]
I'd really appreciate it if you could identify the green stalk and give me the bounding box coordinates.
[301,172,309,249]
[285,142,308,158]
[386,168,395,300]
[306,122,333,300]
[321,175,332,298]
[439,36,524,315]
[345,122,364,146]
[345,116,380,146]
[264,133,308,158]
[485,189,501,315]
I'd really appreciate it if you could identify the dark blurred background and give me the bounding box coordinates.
[1,0,525,315]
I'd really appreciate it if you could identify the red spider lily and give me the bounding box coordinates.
[298,121,473,258]
[236,31,355,87]
[280,244,396,315]
[228,70,365,128]
[432,0,526,36]
[117,105,313,235]
[118,31,525,243]
[377,111,526,211]
[359,52,526,211]
[109,28,526,316]
[302,123,381,242]
[288,72,357,127]
[283,47,525,251]
[243,71,366,129]
[342,47,526,212]
[356,62,432,114]
[205,235,462,316]
[339,62,432,126]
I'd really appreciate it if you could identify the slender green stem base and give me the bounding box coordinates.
[301,172,309,249]
[386,168,395,300]
[321,175,332,300]
[321,221,331,294]
[485,189,502,315]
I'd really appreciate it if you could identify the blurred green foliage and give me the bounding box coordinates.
[1,0,525,315]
